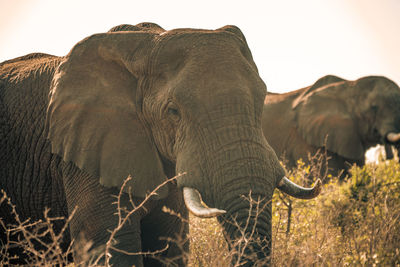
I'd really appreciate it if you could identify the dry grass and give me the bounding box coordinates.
[188,216,229,267]
[1,159,400,266]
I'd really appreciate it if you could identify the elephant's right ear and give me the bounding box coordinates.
[293,81,364,160]
[46,32,169,198]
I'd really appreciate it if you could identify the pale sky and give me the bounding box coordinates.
[1,0,399,93]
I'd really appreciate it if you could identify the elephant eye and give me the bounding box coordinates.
[168,107,179,116]
[166,103,180,122]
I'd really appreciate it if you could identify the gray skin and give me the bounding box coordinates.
[0,23,319,266]
[262,75,400,180]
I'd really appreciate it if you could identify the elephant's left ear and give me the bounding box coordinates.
[294,83,364,160]
[46,31,169,198]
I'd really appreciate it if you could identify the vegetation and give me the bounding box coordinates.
[272,159,400,266]
[1,159,399,266]
[189,159,400,266]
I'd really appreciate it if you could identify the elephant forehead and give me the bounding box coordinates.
[147,29,266,109]
[154,30,247,67]
[161,28,243,45]
[154,34,263,90]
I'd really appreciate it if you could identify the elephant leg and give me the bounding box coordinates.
[61,162,147,267]
[141,187,189,267]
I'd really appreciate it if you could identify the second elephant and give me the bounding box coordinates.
[262,75,400,179]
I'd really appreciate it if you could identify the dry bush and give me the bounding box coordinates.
[188,193,274,267]
[0,178,272,266]
[0,175,178,266]
[188,156,400,266]
[0,190,74,266]
[2,157,400,266]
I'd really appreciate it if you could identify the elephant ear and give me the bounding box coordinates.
[46,31,168,198]
[294,81,364,160]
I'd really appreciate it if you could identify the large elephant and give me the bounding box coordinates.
[262,75,400,180]
[0,23,320,266]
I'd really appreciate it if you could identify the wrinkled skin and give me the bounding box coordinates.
[262,75,400,180]
[0,23,319,266]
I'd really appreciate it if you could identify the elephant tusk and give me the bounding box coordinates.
[277,176,322,199]
[386,132,400,143]
[183,187,226,218]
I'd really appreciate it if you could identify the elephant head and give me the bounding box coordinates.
[263,74,400,179]
[46,23,320,265]
[294,75,400,160]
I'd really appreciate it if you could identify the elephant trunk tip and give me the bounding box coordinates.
[277,177,322,199]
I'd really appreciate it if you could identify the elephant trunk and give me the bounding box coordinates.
[385,133,400,162]
[183,177,320,265]
[384,143,394,160]
[218,187,273,266]
[178,124,321,265]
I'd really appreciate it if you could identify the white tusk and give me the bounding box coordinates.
[277,176,322,199]
[183,187,226,218]
[386,132,400,143]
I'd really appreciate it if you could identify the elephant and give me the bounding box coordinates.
[0,22,321,266]
[262,75,400,180]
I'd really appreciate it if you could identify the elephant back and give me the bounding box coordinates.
[108,23,165,33]
[292,75,346,109]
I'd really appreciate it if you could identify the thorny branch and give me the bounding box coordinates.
[103,174,183,266]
